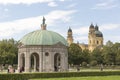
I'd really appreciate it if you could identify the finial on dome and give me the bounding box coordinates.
[41,16,47,30]
[42,16,46,25]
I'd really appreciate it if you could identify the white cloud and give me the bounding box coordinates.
[74,36,88,43]
[0,0,54,5]
[92,0,118,10]
[100,23,120,31]
[67,3,77,8]
[69,26,89,43]
[4,8,9,12]
[0,10,76,40]
[45,10,76,24]
[59,0,65,2]
[104,35,120,44]
[73,26,88,35]
[48,2,57,7]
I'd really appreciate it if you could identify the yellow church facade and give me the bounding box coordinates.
[67,23,103,51]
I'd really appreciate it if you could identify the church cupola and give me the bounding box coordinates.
[95,24,99,31]
[89,23,94,29]
[41,17,47,30]
[68,27,72,32]
[89,23,95,33]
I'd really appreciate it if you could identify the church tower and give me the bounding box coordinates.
[88,23,95,51]
[94,24,103,47]
[67,27,73,46]
[88,24,103,51]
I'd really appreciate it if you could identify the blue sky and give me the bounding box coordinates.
[0,0,120,44]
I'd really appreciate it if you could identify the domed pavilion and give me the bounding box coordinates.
[18,17,68,72]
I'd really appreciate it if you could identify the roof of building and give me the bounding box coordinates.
[19,30,68,46]
[68,27,72,32]
[90,23,94,28]
[94,30,103,37]
[95,24,99,31]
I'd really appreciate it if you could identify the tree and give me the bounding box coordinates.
[106,40,113,47]
[91,48,104,64]
[0,39,18,65]
[68,43,82,65]
[102,43,119,65]
[111,43,120,65]
[81,49,90,64]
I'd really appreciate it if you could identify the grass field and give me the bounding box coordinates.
[30,76,120,80]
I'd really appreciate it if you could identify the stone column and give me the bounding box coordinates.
[49,52,53,72]
[51,52,55,72]
[18,53,21,72]
[25,53,30,72]
[62,50,68,72]
[65,49,68,71]
[61,53,64,71]
[39,52,42,72]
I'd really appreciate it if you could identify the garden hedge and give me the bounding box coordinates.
[0,71,120,80]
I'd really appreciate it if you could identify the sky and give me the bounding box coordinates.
[0,0,120,44]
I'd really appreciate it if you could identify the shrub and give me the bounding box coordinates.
[82,62,87,67]
[0,71,120,80]
[90,60,98,66]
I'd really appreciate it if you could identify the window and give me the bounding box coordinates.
[45,52,49,56]
[90,40,91,44]
[97,41,99,44]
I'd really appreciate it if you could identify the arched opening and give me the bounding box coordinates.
[20,53,25,72]
[30,53,39,72]
[54,53,61,72]
[97,40,99,44]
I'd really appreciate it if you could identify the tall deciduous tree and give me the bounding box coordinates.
[102,42,120,65]
[68,43,82,65]
[0,38,18,65]
[91,48,104,64]
[81,49,90,64]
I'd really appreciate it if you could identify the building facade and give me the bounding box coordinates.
[18,17,68,72]
[88,24,103,51]
[67,23,103,51]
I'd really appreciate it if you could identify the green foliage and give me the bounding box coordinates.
[1,71,120,80]
[0,38,18,65]
[68,41,120,66]
[68,43,91,65]
[102,42,120,65]
[91,48,104,64]
[68,43,82,65]
[81,62,87,67]
[106,40,113,47]
[81,49,90,64]
[90,60,98,66]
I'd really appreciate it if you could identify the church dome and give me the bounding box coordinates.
[68,27,72,32]
[19,30,68,46]
[94,30,103,37]
[89,23,94,29]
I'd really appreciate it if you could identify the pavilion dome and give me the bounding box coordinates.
[19,30,68,46]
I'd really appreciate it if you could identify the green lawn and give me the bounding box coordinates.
[30,76,120,80]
